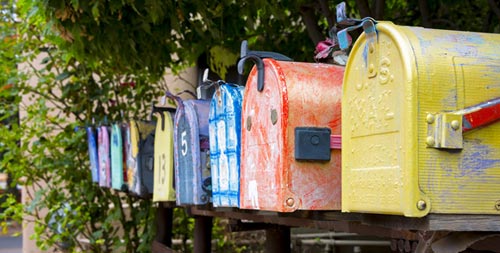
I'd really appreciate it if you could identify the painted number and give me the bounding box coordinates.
[159,154,166,184]
[181,131,188,156]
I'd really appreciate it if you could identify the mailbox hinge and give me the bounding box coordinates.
[426,113,463,149]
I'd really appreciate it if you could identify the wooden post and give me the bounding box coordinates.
[193,215,213,253]
[155,204,174,247]
[265,225,291,253]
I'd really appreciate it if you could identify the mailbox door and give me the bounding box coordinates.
[174,100,211,205]
[111,124,124,190]
[126,121,139,194]
[98,126,111,188]
[209,84,244,207]
[138,121,156,196]
[120,123,129,190]
[153,112,175,202]
[342,22,500,217]
[240,59,343,212]
[86,127,99,183]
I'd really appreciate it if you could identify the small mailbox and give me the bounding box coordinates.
[127,120,156,197]
[86,126,99,183]
[97,126,111,188]
[209,84,245,207]
[153,111,176,202]
[174,99,211,205]
[240,59,344,212]
[111,123,128,191]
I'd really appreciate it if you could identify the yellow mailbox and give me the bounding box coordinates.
[342,21,500,217]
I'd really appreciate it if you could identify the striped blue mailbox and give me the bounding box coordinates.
[209,83,244,207]
[174,99,212,205]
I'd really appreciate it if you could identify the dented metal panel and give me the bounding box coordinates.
[209,84,244,207]
[240,59,343,212]
[342,22,500,217]
[97,126,111,188]
[153,111,176,202]
[174,99,211,205]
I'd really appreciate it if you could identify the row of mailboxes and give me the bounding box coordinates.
[86,121,155,197]
[86,20,500,217]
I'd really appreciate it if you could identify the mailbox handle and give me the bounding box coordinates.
[238,40,292,92]
[240,40,292,61]
[238,54,265,92]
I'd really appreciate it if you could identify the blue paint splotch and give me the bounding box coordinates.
[458,142,500,177]
[362,43,368,66]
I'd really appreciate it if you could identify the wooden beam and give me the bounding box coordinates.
[152,240,177,253]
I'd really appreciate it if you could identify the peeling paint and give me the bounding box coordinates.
[209,84,244,207]
[173,100,211,205]
[343,22,500,216]
[240,59,343,212]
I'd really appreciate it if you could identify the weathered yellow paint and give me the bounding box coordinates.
[342,22,500,217]
[153,111,176,202]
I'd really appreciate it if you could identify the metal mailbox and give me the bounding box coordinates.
[173,99,211,205]
[97,126,111,188]
[127,120,156,197]
[341,21,500,217]
[111,123,129,190]
[209,84,245,207]
[152,111,176,202]
[86,126,99,183]
[239,59,344,212]
[125,121,136,193]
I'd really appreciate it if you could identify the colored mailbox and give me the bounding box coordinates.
[97,126,111,188]
[153,110,176,202]
[174,99,211,205]
[86,126,99,183]
[342,21,500,217]
[240,59,344,212]
[127,120,156,197]
[111,123,128,191]
[209,84,244,207]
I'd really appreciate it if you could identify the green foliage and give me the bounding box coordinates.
[25,0,500,82]
[32,0,319,80]
[0,1,162,252]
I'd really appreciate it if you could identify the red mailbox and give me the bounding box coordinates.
[240,58,343,212]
